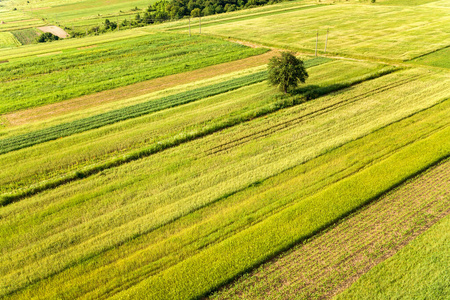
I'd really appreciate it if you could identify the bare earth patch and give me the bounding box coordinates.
[37,26,69,38]
[3,50,277,126]
[209,159,450,300]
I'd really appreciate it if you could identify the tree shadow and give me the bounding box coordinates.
[291,83,350,100]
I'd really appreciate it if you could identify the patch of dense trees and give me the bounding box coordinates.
[135,0,280,23]
[70,0,279,37]
[36,32,59,43]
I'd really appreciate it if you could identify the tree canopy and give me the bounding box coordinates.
[268,52,308,93]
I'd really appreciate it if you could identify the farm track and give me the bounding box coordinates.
[209,159,450,300]
[207,72,421,155]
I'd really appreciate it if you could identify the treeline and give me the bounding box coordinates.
[69,0,279,37]
[135,0,280,22]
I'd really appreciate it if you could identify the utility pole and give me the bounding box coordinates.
[324,28,329,53]
[315,30,318,56]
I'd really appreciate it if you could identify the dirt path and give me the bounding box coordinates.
[3,50,277,126]
[209,159,450,300]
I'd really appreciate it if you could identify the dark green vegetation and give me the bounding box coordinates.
[0,32,266,114]
[36,32,59,43]
[10,29,40,45]
[268,51,308,93]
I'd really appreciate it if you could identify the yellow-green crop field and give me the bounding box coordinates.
[195,3,450,60]
[0,32,20,48]
[0,0,449,299]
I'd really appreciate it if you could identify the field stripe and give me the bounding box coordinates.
[2,97,449,299]
[112,125,450,300]
[0,71,268,156]
[209,159,450,299]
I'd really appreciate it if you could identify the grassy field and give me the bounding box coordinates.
[412,46,450,69]
[7,0,158,29]
[0,7,45,32]
[0,32,21,48]
[0,0,449,298]
[0,32,266,114]
[195,3,450,60]
[210,158,450,299]
[0,58,378,196]
[10,28,40,45]
[1,66,449,298]
[335,213,450,300]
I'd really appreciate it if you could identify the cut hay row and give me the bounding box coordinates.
[0,70,268,155]
[0,68,448,298]
[199,3,450,61]
[0,57,336,197]
[0,32,21,48]
[334,213,450,299]
[0,32,266,114]
[210,158,450,299]
[114,119,450,300]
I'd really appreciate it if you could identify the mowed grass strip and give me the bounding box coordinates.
[0,70,268,156]
[0,69,448,297]
[201,3,450,60]
[411,46,450,69]
[0,57,335,196]
[334,213,450,300]
[0,32,21,48]
[114,122,450,300]
[0,32,266,114]
[5,91,450,300]
[210,159,450,300]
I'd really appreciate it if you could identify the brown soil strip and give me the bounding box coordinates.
[0,60,8,64]
[37,26,69,38]
[3,50,277,126]
[209,159,450,300]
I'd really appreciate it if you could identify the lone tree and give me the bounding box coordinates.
[268,52,308,93]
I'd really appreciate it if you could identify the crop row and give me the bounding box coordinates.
[130,126,450,300]
[0,71,268,155]
[1,69,448,297]
[200,3,450,61]
[0,32,266,114]
[0,60,388,201]
[4,94,450,300]
[210,158,450,299]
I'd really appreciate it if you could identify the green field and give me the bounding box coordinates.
[1,0,449,298]
[335,213,450,299]
[0,32,266,114]
[10,28,40,45]
[1,67,449,298]
[0,32,20,48]
[193,3,450,60]
[210,158,450,299]
[412,46,450,69]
